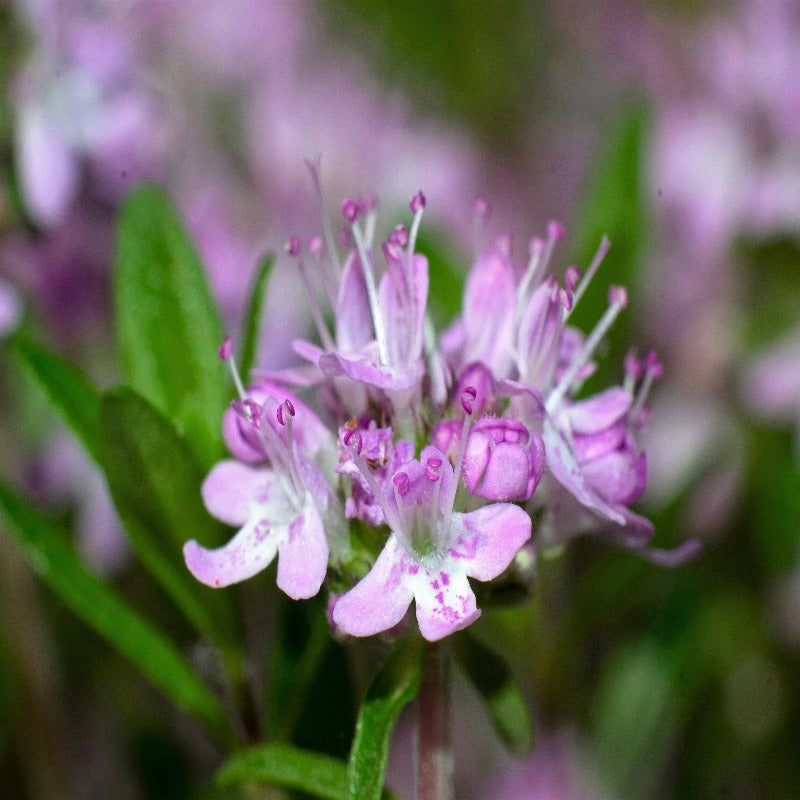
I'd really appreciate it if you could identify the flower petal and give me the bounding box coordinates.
[566,387,632,434]
[276,504,328,599]
[201,460,269,525]
[542,419,626,525]
[183,515,281,588]
[336,252,373,351]
[448,504,531,582]
[319,351,423,391]
[332,535,414,637]
[413,569,479,642]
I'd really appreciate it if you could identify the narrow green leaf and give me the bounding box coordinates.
[113,183,227,467]
[455,631,533,756]
[347,638,423,800]
[569,104,648,388]
[237,253,274,381]
[99,387,236,648]
[217,743,349,800]
[12,336,102,464]
[416,229,467,322]
[0,481,231,740]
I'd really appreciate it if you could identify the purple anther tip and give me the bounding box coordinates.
[547,220,565,242]
[276,405,286,426]
[425,457,442,481]
[393,472,411,496]
[609,285,628,308]
[565,265,581,291]
[284,398,296,417]
[461,385,477,416]
[308,235,323,257]
[233,399,263,429]
[529,237,544,258]
[286,235,301,256]
[625,348,643,379]
[218,336,234,361]
[342,198,359,222]
[473,195,490,219]
[409,190,426,213]
[645,350,663,378]
[359,194,377,213]
[559,287,574,311]
[392,224,409,247]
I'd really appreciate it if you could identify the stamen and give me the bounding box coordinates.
[547,284,628,413]
[393,471,410,496]
[342,198,359,223]
[630,350,662,420]
[219,336,247,400]
[232,398,263,429]
[307,236,323,258]
[287,237,336,351]
[624,348,643,394]
[350,219,390,366]
[516,235,547,322]
[472,195,490,262]
[441,387,476,536]
[346,437,405,535]
[570,235,611,311]
[305,157,341,274]
[565,265,581,292]
[407,190,426,275]
[275,399,304,499]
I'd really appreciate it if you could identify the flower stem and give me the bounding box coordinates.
[415,640,454,800]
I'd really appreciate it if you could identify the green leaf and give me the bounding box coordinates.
[11,336,102,464]
[569,104,648,389]
[347,638,423,800]
[237,253,274,381]
[217,743,349,800]
[416,228,467,322]
[0,481,231,741]
[113,183,227,468]
[99,387,237,648]
[455,631,533,756]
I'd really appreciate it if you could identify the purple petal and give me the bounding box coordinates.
[463,249,516,376]
[582,449,647,506]
[336,252,373,351]
[319,351,423,391]
[332,535,415,637]
[413,570,480,642]
[276,506,328,599]
[201,460,267,525]
[542,420,626,525]
[183,515,279,588]
[567,387,632,434]
[449,504,532,582]
[293,338,325,365]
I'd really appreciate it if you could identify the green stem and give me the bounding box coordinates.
[415,640,454,800]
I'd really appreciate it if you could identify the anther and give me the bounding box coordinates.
[547,220,565,242]
[308,235,323,257]
[233,398,263,429]
[218,336,234,361]
[645,350,663,378]
[393,472,411,496]
[565,265,581,292]
[391,224,409,247]
[608,285,628,308]
[426,457,443,481]
[409,191,426,214]
[286,235,301,256]
[342,198,359,223]
[460,385,477,416]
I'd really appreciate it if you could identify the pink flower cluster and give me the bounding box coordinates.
[183,174,698,642]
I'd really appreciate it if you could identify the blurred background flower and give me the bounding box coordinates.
[1,1,799,799]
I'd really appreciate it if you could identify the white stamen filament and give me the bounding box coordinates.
[407,205,424,270]
[305,158,342,275]
[516,239,545,321]
[364,208,377,249]
[351,221,390,365]
[227,356,248,402]
[441,414,473,538]
[546,294,626,414]
[569,236,610,313]
[297,257,336,351]
[630,366,657,421]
